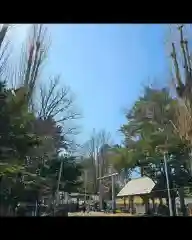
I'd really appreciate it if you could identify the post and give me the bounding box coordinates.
[158,127,173,217]
[34,200,38,216]
[99,155,103,210]
[99,181,103,210]
[163,152,173,216]
[111,174,116,213]
[57,159,63,202]
[54,157,64,215]
[84,170,87,203]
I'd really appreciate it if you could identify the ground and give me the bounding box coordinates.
[68,211,133,216]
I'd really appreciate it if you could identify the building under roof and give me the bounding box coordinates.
[117,177,156,197]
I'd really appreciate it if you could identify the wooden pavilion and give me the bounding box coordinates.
[117,177,168,215]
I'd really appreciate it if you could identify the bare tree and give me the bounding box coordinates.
[169,25,192,123]
[80,129,98,193]
[36,76,80,151]
[80,129,112,195]
[168,25,192,175]
[0,24,11,78]
[170,25,192,100]
[9,24,49,110]
[37,76,80,123]
[97,130,111,176]
[8,24,80,152]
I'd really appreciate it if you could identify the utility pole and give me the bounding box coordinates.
[84,170,87,203]
[158,127,173,217]
[54,158,63,215]
[99,177,103,210]
[98,150,103,210]
[111,173,116,213]
[34,200,38,216]
[54,152,68,215]
[163,152,173,216]
[97,172,118,213]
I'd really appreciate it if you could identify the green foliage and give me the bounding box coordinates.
[112,87,192,192]
[0,82,42,213]
[110,147,135,173]
[0,85,40,160]
[0,81,78,214]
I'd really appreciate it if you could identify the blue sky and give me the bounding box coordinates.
[12,24,169,145]
[48,24,169,144]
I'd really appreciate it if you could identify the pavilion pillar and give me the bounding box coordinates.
[130,195,134,214]
[151,197,155,213]
[123,197,126,209]
[141,195,150,214]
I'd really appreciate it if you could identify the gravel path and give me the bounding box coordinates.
[68,211,133,217]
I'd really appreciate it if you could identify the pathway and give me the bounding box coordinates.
[68,211,133,216]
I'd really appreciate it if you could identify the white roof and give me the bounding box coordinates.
[117,177,155,197]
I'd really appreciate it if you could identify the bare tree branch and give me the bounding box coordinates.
[36,76,80,151]
[0,24,11,78]
[37,75,80,124]
[80,129,112,194]
[168,25,192,143]
[13,24,50,110]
